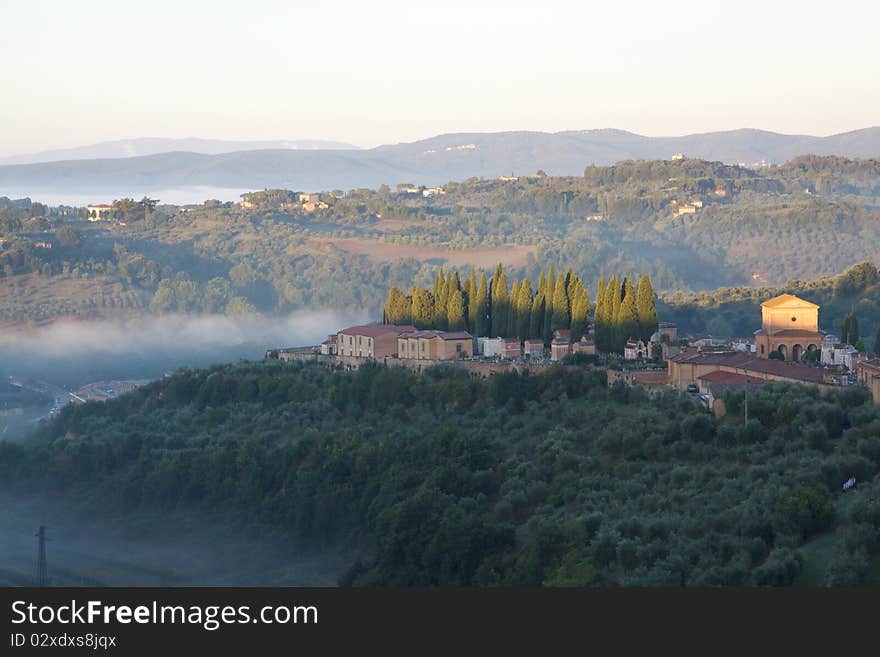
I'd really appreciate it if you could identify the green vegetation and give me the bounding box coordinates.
[383,264,656,350]
[659,261,880,345]
[1,155,878,327]
[2,361,880,586]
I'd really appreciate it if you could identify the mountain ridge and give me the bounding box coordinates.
[1,127,878,198]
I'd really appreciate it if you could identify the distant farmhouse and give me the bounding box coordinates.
[87,204,113,221]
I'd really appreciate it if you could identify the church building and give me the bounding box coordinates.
[753,294,822,361]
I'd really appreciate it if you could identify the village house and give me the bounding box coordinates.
[476,337,503,357]
[422,187,445,198]
[523,339,545,359]
[302,200,329,212]
[550,338,570,362]
[856,359,880,403]
[671,153,685,161]
[571,336,596,356]
[624,338,648,360]
[336,324,416,359]
[647,322,678,360]
[820,334,861,370]
[668,350,836,393]
[498,176,519,182]
[397,330,474,360]
[754,293,822,362]
[674,204,697,217]
[696,370,765,417]
[396,183,421,194]
[297,193,321,204]
[320,335,337,355]
[501,338,522,360]
[87,204,113,221]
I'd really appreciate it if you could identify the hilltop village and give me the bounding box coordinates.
[268,290,880,415]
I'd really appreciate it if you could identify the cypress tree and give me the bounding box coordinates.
[516,279,533,339]
[551,273,570,333]
[570,281,591,341]
[530,292,546,340]
[508,280,521,338]
[635,274,658,343]
[618,278,639,350]
[467,269,478,332]
[446,288,466,331]
[543,271,556,343]
[383,287,412,325]
[411,286,433,329]
[491,264,509,337]
[475,272,489,336]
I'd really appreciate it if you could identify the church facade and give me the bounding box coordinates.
[753,294,822,361]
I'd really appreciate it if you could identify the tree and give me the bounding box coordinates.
[516,279,533,339]
[55,226,82,248]
[617,278,639,350]
[466,269,478,332]
[874,330,880,357]
[411,286,434,329]
[446,288,466,331]
[841,309,860,346]
[508,280,521,338]
[530,293,546,340]
[384,287,412,325]
[474,273,489,336]
[570,280,591,341]
[551,273,570,332]
[635,274,658,342]
[491,264,509,337]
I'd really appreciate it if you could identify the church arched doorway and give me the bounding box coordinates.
[777,344,787,360]
[792,344,803,361]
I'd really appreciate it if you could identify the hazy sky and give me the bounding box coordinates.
[1,0,877,156]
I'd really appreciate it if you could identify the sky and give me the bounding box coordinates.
[1,0,878,156]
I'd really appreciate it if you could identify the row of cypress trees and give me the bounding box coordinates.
[384,264,659,352]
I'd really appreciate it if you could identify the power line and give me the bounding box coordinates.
[35,525,49,587]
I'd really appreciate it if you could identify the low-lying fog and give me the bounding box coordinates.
[0,309,366,437]
[0,494,353,586]
[0,310,368,586]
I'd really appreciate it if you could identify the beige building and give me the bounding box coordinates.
[754,294,822,362]
[668,350,834,392]
[523,339,545,359]
[87,204,113,221]
[856,359,880,403]
[397,330,474,360]
[501,338,521,360]
[336,324,416,358]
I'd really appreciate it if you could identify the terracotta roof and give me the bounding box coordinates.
[438,331,473,341]
[339,324,416,338]
[760,293,819,309]
[671,350,829,384]
[698,371,766,385]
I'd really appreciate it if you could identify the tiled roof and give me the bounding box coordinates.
[698,370,766,385]
[761,293,819,309]
[339,324,416,338]
[438,331,473,341]
[671,350,829,384]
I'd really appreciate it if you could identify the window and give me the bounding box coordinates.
[791,316,797,322]
[760,345,764,354]
[456,343,462,353]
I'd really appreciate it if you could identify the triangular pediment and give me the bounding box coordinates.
[760,294,819,310]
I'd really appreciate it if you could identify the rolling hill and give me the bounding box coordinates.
[1,128,879,199]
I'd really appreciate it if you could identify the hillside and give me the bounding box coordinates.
[1,128,878,196]
[2,361,879,586]
[1,156,879,328]
[0,138,359,166]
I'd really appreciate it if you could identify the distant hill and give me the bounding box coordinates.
[1,127,879,198]
[0,137,358,165]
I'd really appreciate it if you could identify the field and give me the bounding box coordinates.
[309,237,537,268]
